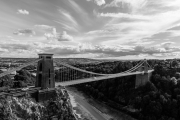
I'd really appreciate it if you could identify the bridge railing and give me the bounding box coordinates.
[54,59,153,84]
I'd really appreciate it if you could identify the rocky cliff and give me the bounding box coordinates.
[0,87,76,120]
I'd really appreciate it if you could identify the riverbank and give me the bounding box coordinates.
[68,87,108,120]
[67,86,136,120]
[68,92,97,120]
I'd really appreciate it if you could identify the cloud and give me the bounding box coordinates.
[33,42,180,58]
[0,43,31,51]
[44,46,79,55]
[0,48,8,52]
[34,25,54,31]
[13,29,35,36]
[54,20,79,32]
[57,31,73,41]
[105,0,147,12]
[142,30,180,42]
[134,40,155,45]
[35,24,57,35]
[34,24,73,41]
[88,0,180,47]
[68,0,91,26]
[160,42,175,50]
[94,0,106,6]
[0,42,39,58]
[97,12,150,20]
[168,24,180,31]
[17,9,29,15]
[68,0,87,16]
[44,33,55,40]
[44,29,73,41]
[0,36,18,42]
[2,41,178,58]
[87,0,106,6]
[57,9,80,32]
[3,0,180,59]
[44,27,57,40]
[59,10,78,27]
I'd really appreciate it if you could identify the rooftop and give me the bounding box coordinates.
[38,53,53,56]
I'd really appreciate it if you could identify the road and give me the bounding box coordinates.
[66,88,108,120]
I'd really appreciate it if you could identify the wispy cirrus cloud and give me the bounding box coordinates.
[68,0,91,26]
[59,9,78,27]
[54,20,79,32]
[88,0,180,47]
[56,8,80,32]
[97,12,149,20]
[68,0,87,16]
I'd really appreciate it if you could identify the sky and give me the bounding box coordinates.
[1,0,180,59]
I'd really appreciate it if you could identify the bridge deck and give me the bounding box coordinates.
[56,70,154,86]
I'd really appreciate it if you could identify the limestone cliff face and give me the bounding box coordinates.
[0,87,76,120]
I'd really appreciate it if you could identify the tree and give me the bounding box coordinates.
[172,60,178,68]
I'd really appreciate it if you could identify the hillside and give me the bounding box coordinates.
[72,59,180,120]
[0,86,76,120]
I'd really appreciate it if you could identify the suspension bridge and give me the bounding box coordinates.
[0,53,154,101]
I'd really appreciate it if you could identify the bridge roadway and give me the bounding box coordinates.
[56,70,154,86]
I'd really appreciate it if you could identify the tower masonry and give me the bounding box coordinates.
[35,53,55,89]
[135,59,152,88]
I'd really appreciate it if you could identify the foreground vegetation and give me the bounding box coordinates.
[0,87,75,120]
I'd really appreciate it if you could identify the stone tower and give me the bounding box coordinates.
[35,53,55,89]
[135,59,152,88]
